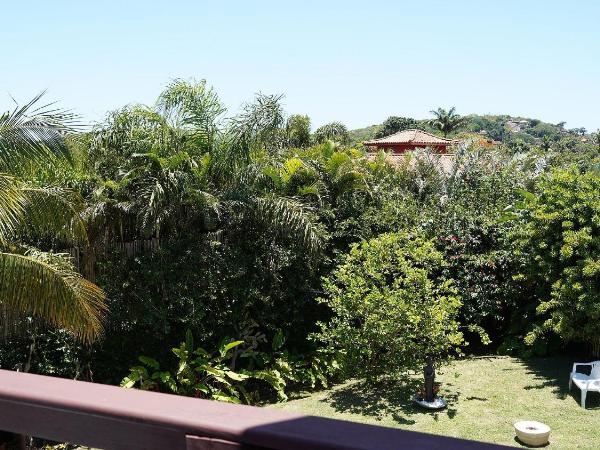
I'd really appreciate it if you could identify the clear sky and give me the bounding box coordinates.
[2,0,599,131]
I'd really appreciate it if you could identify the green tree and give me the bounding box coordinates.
[313,122,348,144]
[0,93,106,342]
[374,116,417,138]
[514,169,600,355]
[317,232,463,380]
[285,114,311,148]
[89,82,322,253]
[428,107,466,137]
[541,135,552,151]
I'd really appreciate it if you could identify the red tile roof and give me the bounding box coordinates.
[363,129,458,146]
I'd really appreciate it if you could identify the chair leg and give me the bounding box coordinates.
[581,389,587,408]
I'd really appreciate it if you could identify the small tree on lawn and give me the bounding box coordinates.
[316,231,464,381]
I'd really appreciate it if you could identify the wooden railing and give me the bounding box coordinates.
[0,369,513,450]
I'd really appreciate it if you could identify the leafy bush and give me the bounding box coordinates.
[122,331,339,404]
[316,232,464,380]
[122,334,265,404]
[510,169,600,355]
[9,80,600,389]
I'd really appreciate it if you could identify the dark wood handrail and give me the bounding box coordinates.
[0,369,512,450]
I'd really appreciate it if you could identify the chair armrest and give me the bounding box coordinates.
[572,362,592,373]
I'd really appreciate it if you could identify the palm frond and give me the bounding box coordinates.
[20,185,87,244]
[157,79,225,153]
[247,196,324,256]
[220,93,285,173]
[0,174,26,244]
[0,92,79,171]
[0,250,106,342]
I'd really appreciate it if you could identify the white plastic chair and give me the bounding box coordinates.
[569,361,600,408]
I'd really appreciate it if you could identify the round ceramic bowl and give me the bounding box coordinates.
[514,420,550,447]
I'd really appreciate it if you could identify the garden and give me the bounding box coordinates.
[1,80,599,448]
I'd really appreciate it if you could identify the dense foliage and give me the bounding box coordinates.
[121,330,338,404]
[511,169,600,355]
[2,80,599,403]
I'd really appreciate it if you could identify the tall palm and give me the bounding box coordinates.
[429,107,466,137]
[89,81,323,256]
[0,93,106,343]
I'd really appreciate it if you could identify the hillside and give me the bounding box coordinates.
[348,114,590,146]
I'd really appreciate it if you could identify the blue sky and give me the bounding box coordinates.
[2,1,599,131]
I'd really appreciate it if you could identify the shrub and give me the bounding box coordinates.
[122,331,339,404]
[316,232,464,380]
[512,169,600,355]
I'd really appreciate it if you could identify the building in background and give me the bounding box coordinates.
[363,129,458,154]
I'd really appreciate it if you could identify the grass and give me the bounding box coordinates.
[272,356,600,449]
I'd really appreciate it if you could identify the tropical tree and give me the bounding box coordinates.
[374,116,417,138]
[262,140,369,209]
[0,93,106,343]
[429,107,466,137]
[313,122,348,144]
[88,81,324,254]
[285,114,311,148]
[541,135,552,151]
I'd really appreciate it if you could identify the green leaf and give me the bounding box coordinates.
[185,329,194,351]
[0,251,106,343]
[498,212,519,223]
[139,356,160,370]
[224,370,250,381]
[194,383,210,394]
[515,188,536,202]
[212,393,242,404]
[120,377,136,388]
[272,329,285,351]
[219,340,244,357]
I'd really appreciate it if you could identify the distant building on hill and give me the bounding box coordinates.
[363,128,458,153]
[505,119,529,133]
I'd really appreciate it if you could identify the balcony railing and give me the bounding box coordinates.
[0,369,512,450]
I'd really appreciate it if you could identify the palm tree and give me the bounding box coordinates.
[313,122,348,144]
[541,135,552,151]
[0,93,106,343]
[428,107,467,137]
[88,81,324,256]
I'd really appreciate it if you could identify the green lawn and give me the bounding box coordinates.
[272,356,600,449]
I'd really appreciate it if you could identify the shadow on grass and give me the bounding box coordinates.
[514,436,549,448]
[520,356,600,409]
[320,377,461,425]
